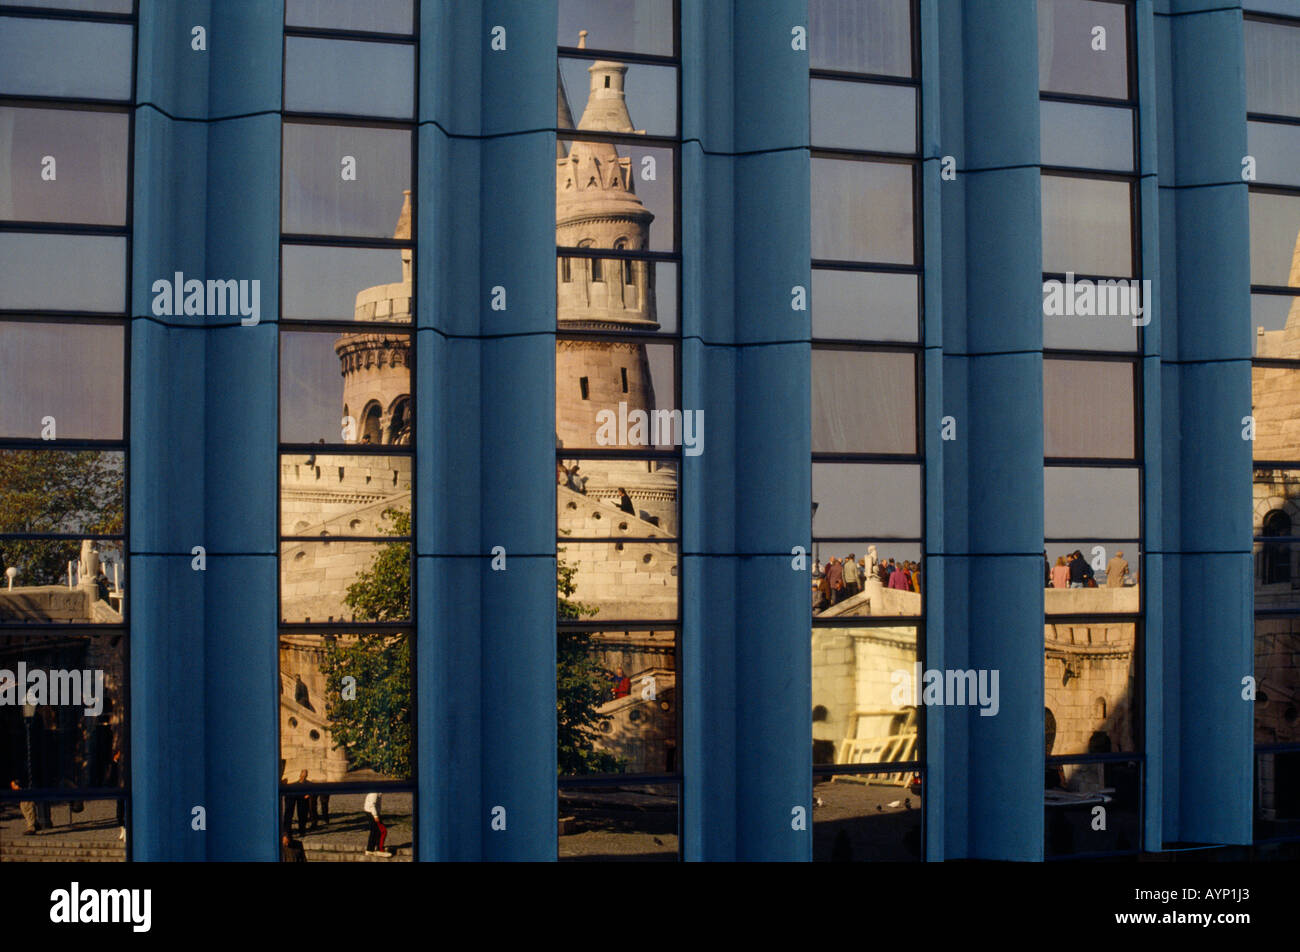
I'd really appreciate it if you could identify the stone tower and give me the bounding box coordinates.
[336,190,413,447]
[556,39,677,538]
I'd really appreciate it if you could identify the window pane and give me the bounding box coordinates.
[559,257,676,334]
[0,449,125,539]
[1043,282,1140,352]
[1255,469,1300,608]
[285,0,414,34]
[1246,19,1300,118]
[557,458,678,538]
[1038,0,1129,99]
[811,79,916,153]
[812,269,918,342]
[1045,544,1140,613]
[280,329,412,446]
[1248,121,1300,188]
[281,539,410,624]
[1250,190,1300,288]
[809,0,912,76]
[812,349,916,454]
[1256,750,1300,841]
[557,0,674,56]
[282,244,412,323]
[0,633,126,790]
[1256,617,1300,746]
[812,462,921,538]
[0,17,133,100]
[558,784,679,860]
[0,322,123,439]
[812,158,913,264]
[1040,101,1133,172]
[813,540,922,618]
[0,107,128,226]
[1253,293,1300,356]
[1043,359,1135,458]
[559,57,677,138]
[279,633,411,782]
[1253,369,1300,461]
[8,0,132,10]
[812,625,922,764]
[282,123,411,238]
[280,790,414,860]
[0,797,126,860]
[0,234,125,312]
[558,138,675,252]
[1041,175,1132,276]
[1044,466,1140,539]
[557,630,678,777]
[284,37,414,119]
[556,341,677,451]
[1045,759,1140,856]
[813,771,924,861]
[282,454,412,537]
[556,541,677,621]
[1044,620,1137,753]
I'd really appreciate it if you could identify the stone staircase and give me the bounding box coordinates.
[2,837,125,862]
[302,843,412,862]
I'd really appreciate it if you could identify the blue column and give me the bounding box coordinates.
[681,0,811,861]
[1153,0,1253,846]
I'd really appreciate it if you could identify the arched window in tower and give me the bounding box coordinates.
[387,396,412,445]
[561,257,572,283]
[1263,509,1292,585]
[591,257,604,283]
[615,238,633,286]
[360,401,382,445]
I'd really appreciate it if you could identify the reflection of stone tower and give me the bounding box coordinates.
[336,190,413,447]
[557,39,677,536]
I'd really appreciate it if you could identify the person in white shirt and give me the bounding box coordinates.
[363,792,392,858]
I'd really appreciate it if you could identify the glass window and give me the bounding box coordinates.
[282,123,411,238]
[1252,369,1300,460]
[1043,359,1135,459]
[1038,0,1129,99]
[1248,121,1300,189]
[812,625,922,764]
[1044,620,1138,753]
[559,57,677,138]
[280,329,412,446]
[1040,101,1133,172]
[5,0,132,13]
[0,107,129,226]
[812,769,924,861]
[285,0,414,34]
[812,269,918,342]
[0,17,133,100]
[280,539,410,624]
[0,322,123,440]
[812,463,922,539]
[813,541,922,618]
[1256,750,1300,841]
[812,348,916,454]
[281,454,413,536]
[1255,295,1300,356]
[558,258,677,334]
[0,233,125,312]
[1250,190,1300,289]
[0,797,126,859]
[557,138,675,253]
[1044,466,1140,539]
[278,632,412,782]
[557,629,678,777]
[282,244,412,323]
[557,458,678,538]
[1045,543,1140,611]
[555,342,677,451]
[1041,175,1133,276]
[811,158,914,264]
[1246,19,1300,118]
[278,789,413,860]
[0,449,124,540]
[1045,758,1140,856]
[557,0,674,56]
[556,542,678,621]
[284,37,415,119]
[558,784,679,860]
[1255,617,1300,746]
[809,0,912,76]
[810,79,916,154]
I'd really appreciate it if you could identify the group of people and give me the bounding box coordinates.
[280,769,393,860]
[1045,550,1132,589]
[812,545,921,612]
[10,748,125,841]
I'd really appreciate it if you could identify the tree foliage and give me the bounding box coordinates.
[319,633,411,779]
[0,450,123,586]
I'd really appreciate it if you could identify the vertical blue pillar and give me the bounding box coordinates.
[681,0,811,860]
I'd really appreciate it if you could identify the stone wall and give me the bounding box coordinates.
[811,626,917,766]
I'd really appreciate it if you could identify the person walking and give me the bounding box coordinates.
[364,791,392,858]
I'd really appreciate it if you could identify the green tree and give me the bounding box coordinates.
[0,450,123,586]
[343,508,410,622]
[318,632,411,779]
